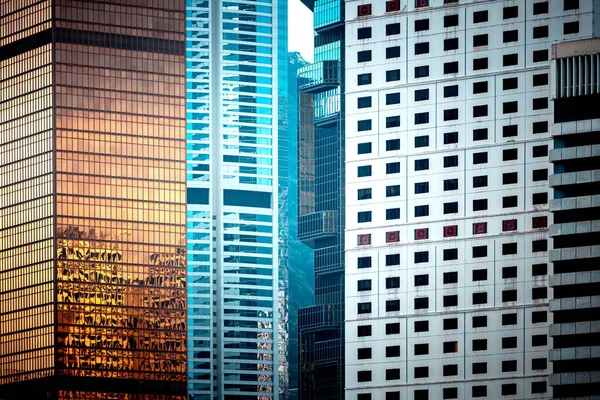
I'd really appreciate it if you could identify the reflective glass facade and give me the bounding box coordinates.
[185,1,287,399]
[297,1,345,399]
[1,1,187,399]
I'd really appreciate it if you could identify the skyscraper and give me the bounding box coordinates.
[0,1,187,399]
[297,1,346,399]
[185,1,287,398]
[344,1,598,399]
[549,37,600,399]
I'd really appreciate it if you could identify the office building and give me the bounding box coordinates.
[548,37,600,399]
[345,1,598,399]
[0,1,187,399]
[185,1,288,398]
[297,1,346,399]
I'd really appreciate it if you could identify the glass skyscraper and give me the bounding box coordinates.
[0,1,187,399]
[185,1,288,399]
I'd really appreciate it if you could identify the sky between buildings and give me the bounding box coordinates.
[288,0,314,62]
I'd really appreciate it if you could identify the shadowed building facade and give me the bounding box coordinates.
[0,1,187,399]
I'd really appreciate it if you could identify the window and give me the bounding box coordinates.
[444,38,459,51]
[473,10,488,23]
[386,23,400,35]
[414,343,429,355]
[473,128,488,141]
[414,274,429,286]
[444,271,458,284]
[415,159,429,171]
[444,155,458,167]
[502,290,517,302]
[358,166,372,177]
[472,246,487,258]
[444,318,458,330]
[532,263,548,276]
[415,135,429,148]
[443,387,458,399]
[443,365,458,378]
[473,362,487,374]
[386,346,400,357]
[444,61,459,74]
[386,0,400,12]
[386,162,400,174]
[502,243,517,255]
[503,125,518,137]
[503,172,518,184]
[415,19,429,32]
[503,149,518,161]
[503,53,518,66]
[473,152,488,165]
[357,256,371,269]
[358,50,372,62]
[444,202,458,214]
[415,42,430,55]
[386,231,399,243]
[357,96,372,109]
[444,14,459,27]
[415,112,429,125]
[473,105,488,118]
[532,334,547,347]
[532,239,547,252]
[358,188,372,200]
[386,368,401,380]
[443,341,458,353]
[386,299,400,312]
[444,295,458,307]
[414,297,429,309]
[414,320,429,333]
[358,325,372,337]
[443,248,458,260]
[414,251,429,263]
[386,253,400,266]
[532,311,547,324]
[444,109,458,121]
[532,169,547,181]
[415,66,429,78]
[386,92,400,105]
[415,182,429,194]
[473,81,488,94]
[415,205,429,217]
[503,266,517,279]
[415,88,429,101]
[473,175,487,188]
[533,97,548,110]
[565,0,579,10]
[473,269,487,281]
[357,370,372,382]
[473,316,487,328]
[443,179,458,191]
[473,292,487,305]
[414,390,428,400]
[357,4,372,16]
[444,132,458,144]
[473,222,487,234]
[386,322,400,334]
[386,277,400,289]
[503,30,519,43]
[357,142,372,154]
[444,85,458,97]
[386,208,400,220]
[503,196,518,209]
[532,381,547,394]
[533,25,549,39]
[472,386,487,398]
[532,358,547,370]
[357,302,372,314]
[532,287,547,300]
[358,211,371,223]
[357,348,372,360]
[473,57,488,70]
[386,46,401,59]
[358,119,372,132]
[502,361,517,373]
[503,5,518,19]
[414,367,429,378]
[531,145,548,159]
[503,77,518,90]
[533,49,549,62]
[564,21,579,34]
[357,279,372,292]
[358,394,371,400]
[386,139,400,151]
[534,2,549,15]
[503,101,518,114]
[358,73,372,86]
[473,34,488,47]
[386,185,400,198]
[503,313,518,326]
[386,116,401,128]
[386,69,400,82]
[358,27,372,39]
[532,192,547,204]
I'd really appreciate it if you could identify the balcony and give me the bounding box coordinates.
[298,61,340,94]
[298,304,342,332]
[298,211,338,243]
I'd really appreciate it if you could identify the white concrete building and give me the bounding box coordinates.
[343,1,600,399]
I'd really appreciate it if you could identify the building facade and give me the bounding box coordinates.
[0,1,187,399]
[185,1,287,399]
[549,37,600,399]
[297,1,346,399]
[344,1,599,399]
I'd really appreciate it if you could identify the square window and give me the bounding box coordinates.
[473,105,488,118]
[386,299,400,312]
[473,34,488,47]
[358,27,372,39]
[415,228,429,240]
[532,358,547,370]
[472,245,487,258]
[414,366,429,378]
[565,0,579,10]
[358,234,371,246]
[358,188,372,200]
[533,49,549,62]
[357,279,372,292]
[532,311,547,323]
[444,14,459,27]
[473,81,488,94]
[444,179,458,191]
[415,205,429,217]
[415,65,429,78]
[532,334,547,347]
[415,135,429,148]
[503,77,519,90]
[415,19,430,32]
[444,61,459,74]
[444,38,459,51]
[443,248,458,260]
[414,390,428,400]
[415,89,429,101]
[502,242,518,255]
[414,297,429,309]
[534,2,549,15]
[473,316,487,328]
[386,368,401,380]
[473,128,488,141]
[444,271,458,284]
[443,341,458,353]
[386,139,401,151]
[358,302,372,314]
[386,277,400,289]
[444,318,458,330]
[503,172,518,184]
[503,125,518,137]
[444,155,459,167]
[473,10,488,23]
[386,253,400,266]
[386,162,401,174]
[358,73,372,86]
[358,325,372,337]
[358,165,372,177]
[532,144,548,157]
[386,23,401,36]
[532,169,548,181]
[532,381,547,394]
[415,112,429,125]
[357,4,372,16]
[503,266,517,279]
[358,211,371,223]
[532,263,548,276]
[564,21,579,34]
[472,339,487,351]
[386,46,401,59]
[386,185,400,198]
[532,287,547,299]
[473,222,487,234]
[386,208,400,220]
[473,292,487,305]
[357,256,372,269]
[473,269,487,281]
[358,120,372,131]
[502,313,518,326]
[444,295,458,307]
[386,346,400,358]
[503,30,519,43]
[358,50,372,62]
[473,199,487,211]
[357,96,372,109]
[472,362,487,374]
[444,109,459,121]
[533,192,548,204]
[533,97,548,110]
[386,0,400,12]
[503,5,518,19]
[472,386,487,398]
[503,53,519,66]
[386,231,400,243]
[502,361,518,373]
[503,197,518,208]
[473,57,488,70]
[414,251,429,263]
[444,132,458,144]
[503,101,518,113]
[443,365,458,377]
[444,202,458,214]
[533,25,549,39]
[472,175,488,188]
[386,69,401,82]
[386,92,401,105]
[444,85,459,97]
[415,159,429,171]
[503,149,518,161]
[415,42,430,55]
[443,388,457,399]
[502,290,517,303]
[386,115,401,128]
[358,394,371,400]
[357,142,372,154]
[386,323,400,335]
[414,343,429,355]
[357,370,372,382]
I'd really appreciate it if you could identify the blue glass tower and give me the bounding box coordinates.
[186,1,288,398]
